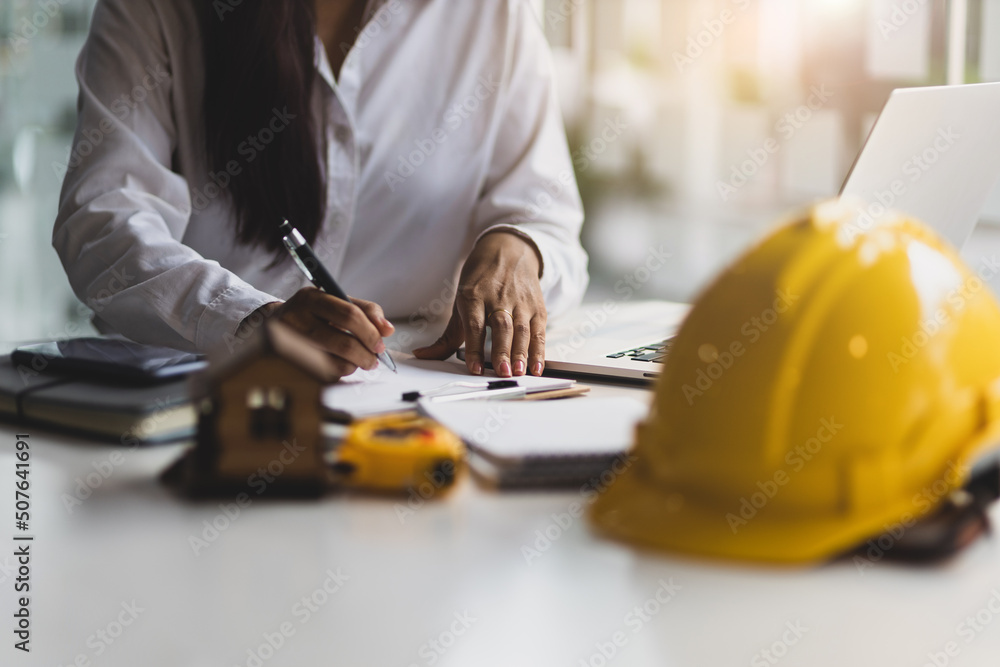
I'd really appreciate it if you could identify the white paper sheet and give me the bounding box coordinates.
[322,354,575,419]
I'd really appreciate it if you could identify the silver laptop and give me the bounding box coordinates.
[545,82,1000,382]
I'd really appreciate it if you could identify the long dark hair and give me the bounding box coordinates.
[202,1,326,256]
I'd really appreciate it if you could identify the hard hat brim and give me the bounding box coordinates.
[589,432,1000,565]
[589,476,885,564]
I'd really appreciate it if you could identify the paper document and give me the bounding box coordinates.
[322,355,574,420]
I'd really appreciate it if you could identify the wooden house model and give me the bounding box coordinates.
[182,319,342,496]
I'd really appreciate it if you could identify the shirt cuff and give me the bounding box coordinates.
[195,284,278,354]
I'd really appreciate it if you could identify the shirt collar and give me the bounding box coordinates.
[313,0,389,88]
[314,35,336,89]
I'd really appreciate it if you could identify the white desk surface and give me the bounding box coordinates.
[2,377,1000,667]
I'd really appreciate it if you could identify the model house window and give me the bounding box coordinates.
[246,387,291,440]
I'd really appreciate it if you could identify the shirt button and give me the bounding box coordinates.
[334,125,351,143]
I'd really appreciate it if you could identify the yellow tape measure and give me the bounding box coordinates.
[329,414,464,494]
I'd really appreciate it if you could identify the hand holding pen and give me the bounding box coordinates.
[269,220,397,375]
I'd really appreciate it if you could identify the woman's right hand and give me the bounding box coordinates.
[252,287,394,377]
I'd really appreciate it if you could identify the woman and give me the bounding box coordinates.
[54,0,588,379]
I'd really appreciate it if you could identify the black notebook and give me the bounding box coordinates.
[0,356,194,445]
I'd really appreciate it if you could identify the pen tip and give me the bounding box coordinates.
[278,220,292,233]
[381,354,398,373]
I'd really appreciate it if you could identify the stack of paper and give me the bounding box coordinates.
[419,396,649,488]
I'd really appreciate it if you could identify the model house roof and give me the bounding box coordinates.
[201,319,343,388]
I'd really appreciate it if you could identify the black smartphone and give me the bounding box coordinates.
[11,338,207,384]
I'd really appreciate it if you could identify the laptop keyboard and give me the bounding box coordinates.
[607,338,674,363]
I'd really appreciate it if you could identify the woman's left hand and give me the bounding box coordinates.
[413,231,547,377]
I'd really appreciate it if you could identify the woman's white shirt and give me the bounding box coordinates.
[53,0,589,352]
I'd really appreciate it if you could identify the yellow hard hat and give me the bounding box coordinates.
[590,198,1000,564]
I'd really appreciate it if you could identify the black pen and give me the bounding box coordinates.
[279,220,397,373]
